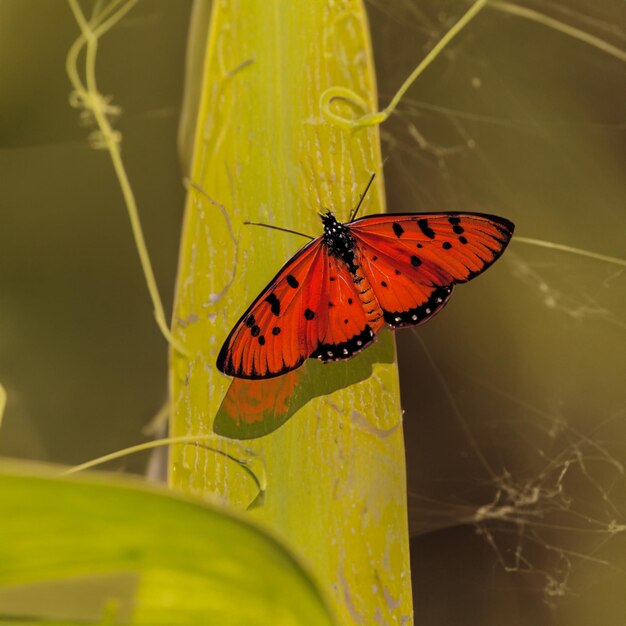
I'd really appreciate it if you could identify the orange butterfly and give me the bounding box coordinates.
[217,179,514,379]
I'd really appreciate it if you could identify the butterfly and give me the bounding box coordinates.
[217,180,514,379]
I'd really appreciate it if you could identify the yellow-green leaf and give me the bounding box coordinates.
[170,1,413,623]
[0,463,335,626]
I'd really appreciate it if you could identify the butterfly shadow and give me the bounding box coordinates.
[213,334,396,439]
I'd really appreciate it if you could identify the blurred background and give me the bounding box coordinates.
[1,1,624,625]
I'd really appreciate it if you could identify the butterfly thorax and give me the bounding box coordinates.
[321,211,384,332]
[321,212,358,273]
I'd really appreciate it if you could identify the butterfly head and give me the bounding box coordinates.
[320,211,357,268]
[319,209,339,228]
[320,210,347,241]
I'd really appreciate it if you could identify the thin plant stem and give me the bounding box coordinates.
[321,0,487,129]
[62,435,264,486]
[514,237,626,267]
[488,0,626,63]
[66,0,188,356]
[63,434,266,507]
[0,384,6,433]
[379,0,488,120]
[321,0,625,131]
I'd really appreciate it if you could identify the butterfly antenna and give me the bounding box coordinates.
[349,173,376,222]
[243,221,315,240]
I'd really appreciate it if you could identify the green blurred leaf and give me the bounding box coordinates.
[0,462,335,626]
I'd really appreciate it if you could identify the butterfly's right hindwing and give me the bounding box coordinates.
[309,253,379,363]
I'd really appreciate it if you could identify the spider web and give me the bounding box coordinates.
[369,0,626,617]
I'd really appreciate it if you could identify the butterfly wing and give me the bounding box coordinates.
[216,238,328,379]
[218,212,513,378]
[309,251,380,362]
[349,212,514,327]
[217,238,382,378]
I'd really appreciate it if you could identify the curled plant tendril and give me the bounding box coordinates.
[321,0,488,131]
[320,87,386,131]
[321,0,625,132]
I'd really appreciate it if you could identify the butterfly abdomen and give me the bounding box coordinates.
[352,264,384,330]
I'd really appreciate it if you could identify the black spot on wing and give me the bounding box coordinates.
[448,216,464,233]
[304,308,315,320]
[392,222,404,238]
[245,315,255,328]
[417,218,435,239]
[251,325,261,337]
[264,292,281,316]
[410,255,421,267]
[383,285,453,328]
[286,275,299,288]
